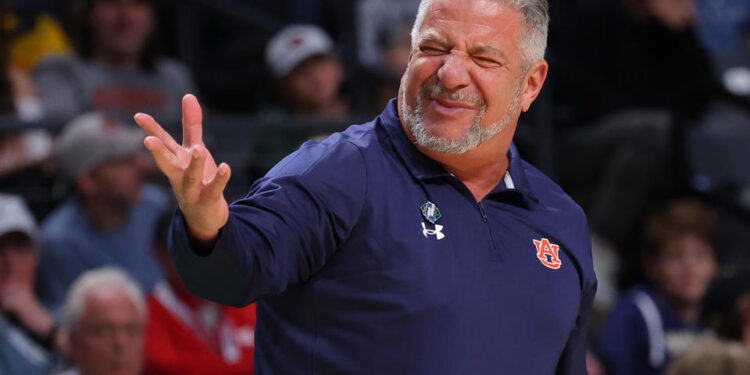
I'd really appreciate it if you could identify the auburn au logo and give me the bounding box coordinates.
[533,238,562,269]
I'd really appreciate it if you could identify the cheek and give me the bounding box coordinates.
[655,261,682,285]
[478,78,519,121]
[313,65,341,92]
[79,338,109,359]
[696,261,716,279]
[286,70,313,93]
[404,58,441,104]
[131,7,154,30]
[90,9,117,34]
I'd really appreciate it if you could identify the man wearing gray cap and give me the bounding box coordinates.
[35,112,168,311]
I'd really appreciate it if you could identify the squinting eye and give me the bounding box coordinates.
[473,57,501,67]
[421,46,445,55]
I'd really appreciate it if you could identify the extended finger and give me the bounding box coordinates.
[134,113,182,155]
[182,144,207,203]
[204,162,232,202]
[182,94,204,147]
[143,136,184,185]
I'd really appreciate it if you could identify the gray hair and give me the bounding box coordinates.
[60,267,146,333]
[410,0,549,67]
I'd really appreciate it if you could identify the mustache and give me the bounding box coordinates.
[422,82,484,107]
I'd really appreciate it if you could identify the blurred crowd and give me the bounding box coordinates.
[0,0,749,374]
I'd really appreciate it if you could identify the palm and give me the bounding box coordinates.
[134,94,231,241]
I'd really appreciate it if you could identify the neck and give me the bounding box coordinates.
[403,122,514,202]
[81,196,130,230]
[659,290,702,325]
[676,304,701,326]
[92,49,140,68]
[430,148,510,202]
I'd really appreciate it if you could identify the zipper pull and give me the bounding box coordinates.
[478,202,489,223]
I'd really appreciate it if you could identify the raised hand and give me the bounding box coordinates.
[134,94,231,242]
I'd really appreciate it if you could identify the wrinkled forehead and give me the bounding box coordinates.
[416,0,523,48]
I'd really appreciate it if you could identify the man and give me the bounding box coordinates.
[33,0,195,124]
[58,268,146,375]
[36,112,168,310]
[265,24,349,121]
[356,0,420,113]
[135,0,597,373]
[0,194,56,375]
[599,199,717,375]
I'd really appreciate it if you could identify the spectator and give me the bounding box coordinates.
[599,199,718,375]
[666,339,750,375]
[57,268,145,375]
[550,0,721,124]
[1,4,48,121]
[704,262,750,347]
[33,0,195,124]
[355,0,418,114]
[36,112,167,310]
[265,24,348,121]
[550,0,729,260]
[694,0,750,69]
[1,9,55,216]
[0,194,56,375]
[144,212,256,375]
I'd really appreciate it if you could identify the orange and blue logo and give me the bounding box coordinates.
[533,238,562,269]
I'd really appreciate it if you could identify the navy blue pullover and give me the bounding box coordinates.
[169,99,597,374]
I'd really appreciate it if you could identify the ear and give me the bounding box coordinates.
[520,59,549,113]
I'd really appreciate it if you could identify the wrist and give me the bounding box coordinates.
[188,227,219,256]
[188,226,218,244]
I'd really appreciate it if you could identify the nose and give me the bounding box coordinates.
[437,53,471,91]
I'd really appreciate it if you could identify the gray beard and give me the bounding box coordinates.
[401,71,522,155]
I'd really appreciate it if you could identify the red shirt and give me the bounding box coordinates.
[144,283,255,375]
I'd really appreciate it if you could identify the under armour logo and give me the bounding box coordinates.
[422,222,445,240]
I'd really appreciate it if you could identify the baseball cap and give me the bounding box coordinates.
[265,24,335,79]
[54,112,145,181]
[0,194,37,238]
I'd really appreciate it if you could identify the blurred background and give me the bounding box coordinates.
[0,0,749,374]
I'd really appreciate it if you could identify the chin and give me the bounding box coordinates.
[421,116,473,140]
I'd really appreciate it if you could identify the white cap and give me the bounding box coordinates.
[265,24,335,79]
[0,194,37,238]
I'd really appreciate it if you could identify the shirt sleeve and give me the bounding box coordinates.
[555,278,597,375]
[555,213,598,375]
[168,138,368,307]
[598,296,650,375]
